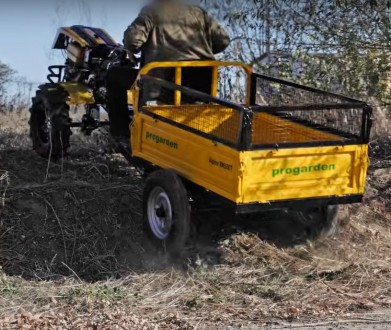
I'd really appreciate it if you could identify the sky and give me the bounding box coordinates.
[0,0,143,85]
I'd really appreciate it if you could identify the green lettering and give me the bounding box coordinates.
[272,164,337,177]
[145,132,179,149]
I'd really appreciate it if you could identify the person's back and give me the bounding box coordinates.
[124,0,230,65]
[108,0,230,140]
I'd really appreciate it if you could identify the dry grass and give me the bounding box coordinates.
[0,109,390,329]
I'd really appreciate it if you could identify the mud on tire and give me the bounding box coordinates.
[294,205,347,239]
[143,170,191,257]
[29,87,71,159]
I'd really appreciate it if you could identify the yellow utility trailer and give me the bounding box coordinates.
[128,61,372,254]
[28,24,373,255]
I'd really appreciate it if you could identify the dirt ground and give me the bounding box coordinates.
[270,310,391,330]
[0,110,390,329]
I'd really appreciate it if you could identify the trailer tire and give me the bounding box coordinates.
[143,170,191,257]
[295,205,342,239]
[29,88,71,159]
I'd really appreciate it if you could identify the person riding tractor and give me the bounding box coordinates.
[107,0,231,141]
[29,0,373,255]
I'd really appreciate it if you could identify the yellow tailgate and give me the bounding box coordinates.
[240,145,369,204]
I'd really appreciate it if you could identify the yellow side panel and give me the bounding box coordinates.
[240,145,369,204]
[132,114,242,202]
[60,83,95,105]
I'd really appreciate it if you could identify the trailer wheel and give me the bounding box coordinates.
[143,170,191,256]
[29,89,71,159]
[295,205,342,239]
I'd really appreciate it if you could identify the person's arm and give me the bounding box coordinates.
[206,13,230,54]
[123,7,154,53]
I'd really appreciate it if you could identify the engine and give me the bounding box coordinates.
[51,26,135,104]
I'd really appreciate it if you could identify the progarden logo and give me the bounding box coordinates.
[272,164,336,178]
[146,132,178,149]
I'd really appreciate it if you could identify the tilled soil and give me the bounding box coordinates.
[0,113,390,329]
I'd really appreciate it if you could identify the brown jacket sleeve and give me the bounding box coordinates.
[205,13,230,54]
[123,7,154,53]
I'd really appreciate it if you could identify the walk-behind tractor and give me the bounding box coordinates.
[29,25,134,158]
[30,26,372,255]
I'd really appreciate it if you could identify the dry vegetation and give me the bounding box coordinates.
[0,108,390,329]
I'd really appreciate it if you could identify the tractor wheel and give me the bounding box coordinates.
[294,205,345,239]
[143,170,191,257]
[29,89,71,159]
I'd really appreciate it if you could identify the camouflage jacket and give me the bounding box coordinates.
[123,2,230,65]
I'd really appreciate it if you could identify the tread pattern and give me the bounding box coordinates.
[29,87,71,159]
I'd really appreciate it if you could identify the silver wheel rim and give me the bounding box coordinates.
[147,187,173,240]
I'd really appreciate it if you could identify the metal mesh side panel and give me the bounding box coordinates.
[252,112,343,145]
[254,76,355,106]
[143,105,241,145]
[282,108,363,139]
[252,75,367,146]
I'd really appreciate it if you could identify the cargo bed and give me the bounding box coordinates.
[131,61,372,210]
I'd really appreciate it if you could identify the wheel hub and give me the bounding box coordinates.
[37,111,51,144]
[147,187,173,240]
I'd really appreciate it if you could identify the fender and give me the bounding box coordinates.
[37,83,94,105]
[59,83,95,105]
[39,83,134,106]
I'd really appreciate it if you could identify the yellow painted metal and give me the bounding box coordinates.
[132,87,140,114]
[131,60,368,205]
[175,67,182,105]
[211,66,219,96]
[140,61,253,76]
[60,83,95,105]
[132,112,369,205]
[59,83,133,106]
[239,144,369,204]
[139,61,253,106]
[131,114,242,202]
[127,90,134,105]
